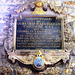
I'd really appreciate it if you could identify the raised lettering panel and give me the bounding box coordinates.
[15,17,63,49]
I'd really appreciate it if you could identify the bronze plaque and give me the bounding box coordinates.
[15,16,63,50]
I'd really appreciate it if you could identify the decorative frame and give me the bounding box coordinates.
[14,15,64,51]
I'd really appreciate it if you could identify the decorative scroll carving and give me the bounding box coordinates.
[8,50,70,70]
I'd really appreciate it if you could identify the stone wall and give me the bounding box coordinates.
[0,0,75,75]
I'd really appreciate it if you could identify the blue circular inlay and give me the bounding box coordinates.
[34,57,44,68]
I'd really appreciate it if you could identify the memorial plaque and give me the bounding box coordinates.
[15,16,63,50]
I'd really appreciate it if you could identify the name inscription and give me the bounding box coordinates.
[16,17,62,49]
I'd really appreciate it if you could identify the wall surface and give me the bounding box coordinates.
[0,0,75,75]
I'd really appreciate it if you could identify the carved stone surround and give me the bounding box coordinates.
[1,0,75,75]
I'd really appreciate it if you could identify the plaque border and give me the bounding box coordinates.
[14,15,64,51]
